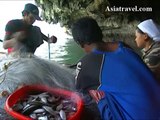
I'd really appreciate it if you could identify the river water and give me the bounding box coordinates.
[35,35,85,65]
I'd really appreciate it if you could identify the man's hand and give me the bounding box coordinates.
[48,35,57,43]
[89,90,105,103]
[12,31,27,41]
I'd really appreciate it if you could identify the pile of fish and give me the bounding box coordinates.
[12,92,77,120]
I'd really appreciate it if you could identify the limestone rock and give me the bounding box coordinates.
[35,0,159,47]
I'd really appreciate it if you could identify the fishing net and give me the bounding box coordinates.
[0,52,101,120]
[0,52,76,109]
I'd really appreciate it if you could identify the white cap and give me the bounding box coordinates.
[137,19,160,41]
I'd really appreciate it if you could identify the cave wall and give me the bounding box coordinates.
[35,0,160,48]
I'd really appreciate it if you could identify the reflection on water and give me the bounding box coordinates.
[35,37,85,65]
[57,38,85,65]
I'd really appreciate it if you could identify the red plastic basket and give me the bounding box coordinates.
[4,85,84,120]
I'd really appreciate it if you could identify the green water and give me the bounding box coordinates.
[58,39,85,65]
[53,38,85,65]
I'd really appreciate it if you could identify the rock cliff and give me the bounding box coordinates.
[35,0,159,48]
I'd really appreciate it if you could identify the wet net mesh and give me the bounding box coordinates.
[0,52,101,120]
[0,52,76,108]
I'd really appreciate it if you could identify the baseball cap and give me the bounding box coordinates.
[23,3,41,21]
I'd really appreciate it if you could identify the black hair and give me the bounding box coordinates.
[71,17,103,46]
[136,27,145,34]
[136,27,152,40]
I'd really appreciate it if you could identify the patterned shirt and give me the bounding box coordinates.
[142,42,160,81]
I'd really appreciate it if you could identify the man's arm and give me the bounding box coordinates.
[3,38,17,49]
[41,33,48,42]
[3,20,27,50]
[3,31,26,49]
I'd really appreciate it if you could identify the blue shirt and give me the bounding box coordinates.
[76,42,160,119]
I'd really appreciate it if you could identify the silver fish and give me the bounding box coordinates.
[59,110,66,120]
[38,116,48,120]
[42,106,58,116]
